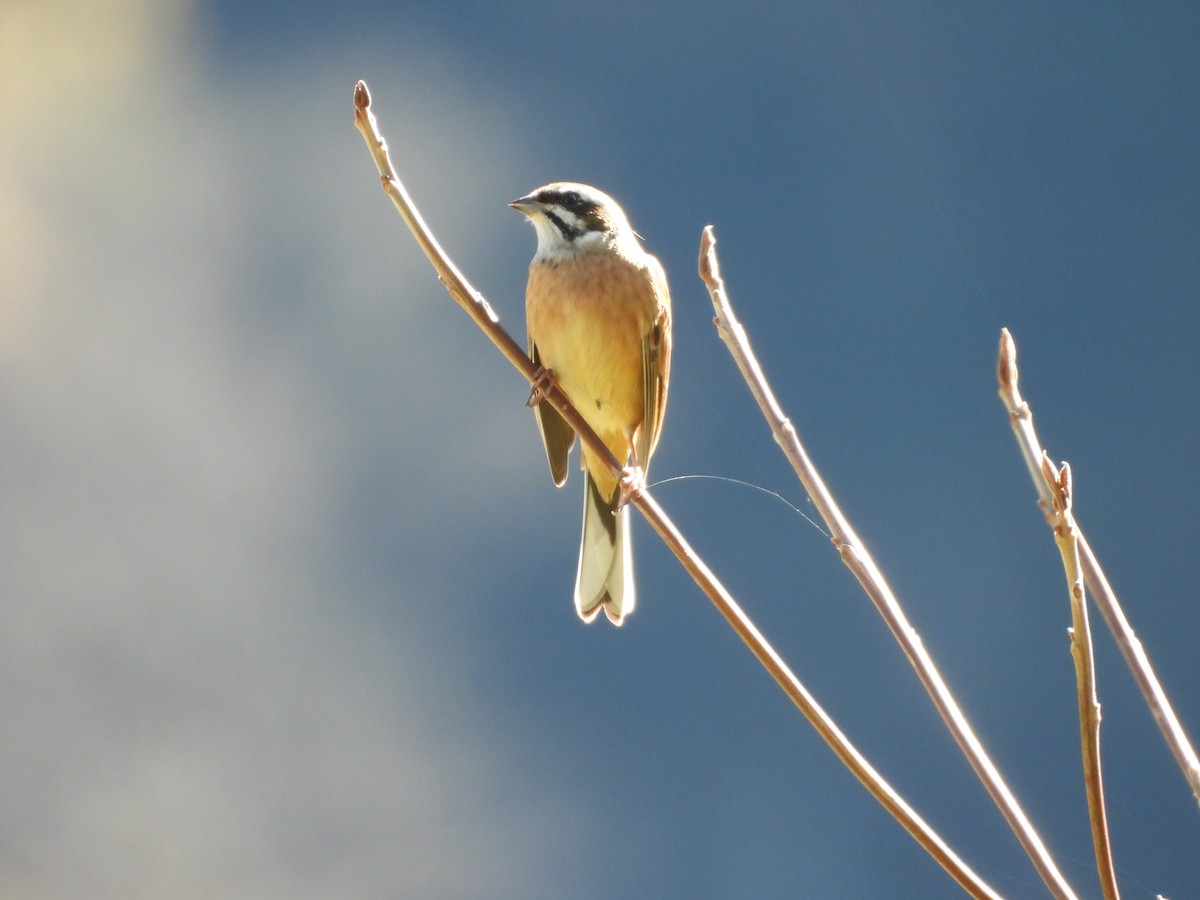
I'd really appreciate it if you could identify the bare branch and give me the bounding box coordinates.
[998,329,1200,808]
[700,227,1079,900]
[353,81,1003,900]
[1042,458,1120,899]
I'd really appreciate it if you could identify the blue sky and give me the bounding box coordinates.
[2,1,1198,896]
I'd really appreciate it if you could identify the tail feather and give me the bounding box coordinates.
[575,472,634,625]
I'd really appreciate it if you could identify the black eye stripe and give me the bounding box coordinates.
[538,189,598,218]
[535,188,615,241]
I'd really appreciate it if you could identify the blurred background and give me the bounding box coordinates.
[2,1,1197,896]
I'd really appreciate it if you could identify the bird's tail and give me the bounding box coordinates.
[575,472,634,625]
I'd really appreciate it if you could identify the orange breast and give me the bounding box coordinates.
[526,252,656,498]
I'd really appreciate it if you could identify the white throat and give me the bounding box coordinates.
[530,214,641,264]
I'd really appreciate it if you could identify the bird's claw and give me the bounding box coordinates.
[615,466,646,510]
[526,366,557,407]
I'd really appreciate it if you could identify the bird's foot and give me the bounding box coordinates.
[615,466,647,510]
[526,366,557,407]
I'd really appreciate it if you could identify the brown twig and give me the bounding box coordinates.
[998,329,1200,809]
[699,227,1080,900]
[352,80,1003,900]
[1042,458,1120,899]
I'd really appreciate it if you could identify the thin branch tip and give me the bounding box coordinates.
[997,328,1019,399]
[354,80,371,108]
[698,225,719,284]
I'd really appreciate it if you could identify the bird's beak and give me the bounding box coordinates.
[508,194,540,216]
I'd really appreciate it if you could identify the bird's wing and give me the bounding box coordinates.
[530,341,575,487]
[637,256,672,472]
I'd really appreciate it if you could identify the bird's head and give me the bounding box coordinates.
[510,182,640,262]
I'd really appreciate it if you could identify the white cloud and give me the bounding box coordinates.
[0,3,581,896]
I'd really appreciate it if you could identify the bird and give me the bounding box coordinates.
[511,182,672,625]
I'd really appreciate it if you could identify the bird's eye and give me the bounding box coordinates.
[562,191,581,207]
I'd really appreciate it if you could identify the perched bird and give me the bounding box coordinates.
[511,183,672,625]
